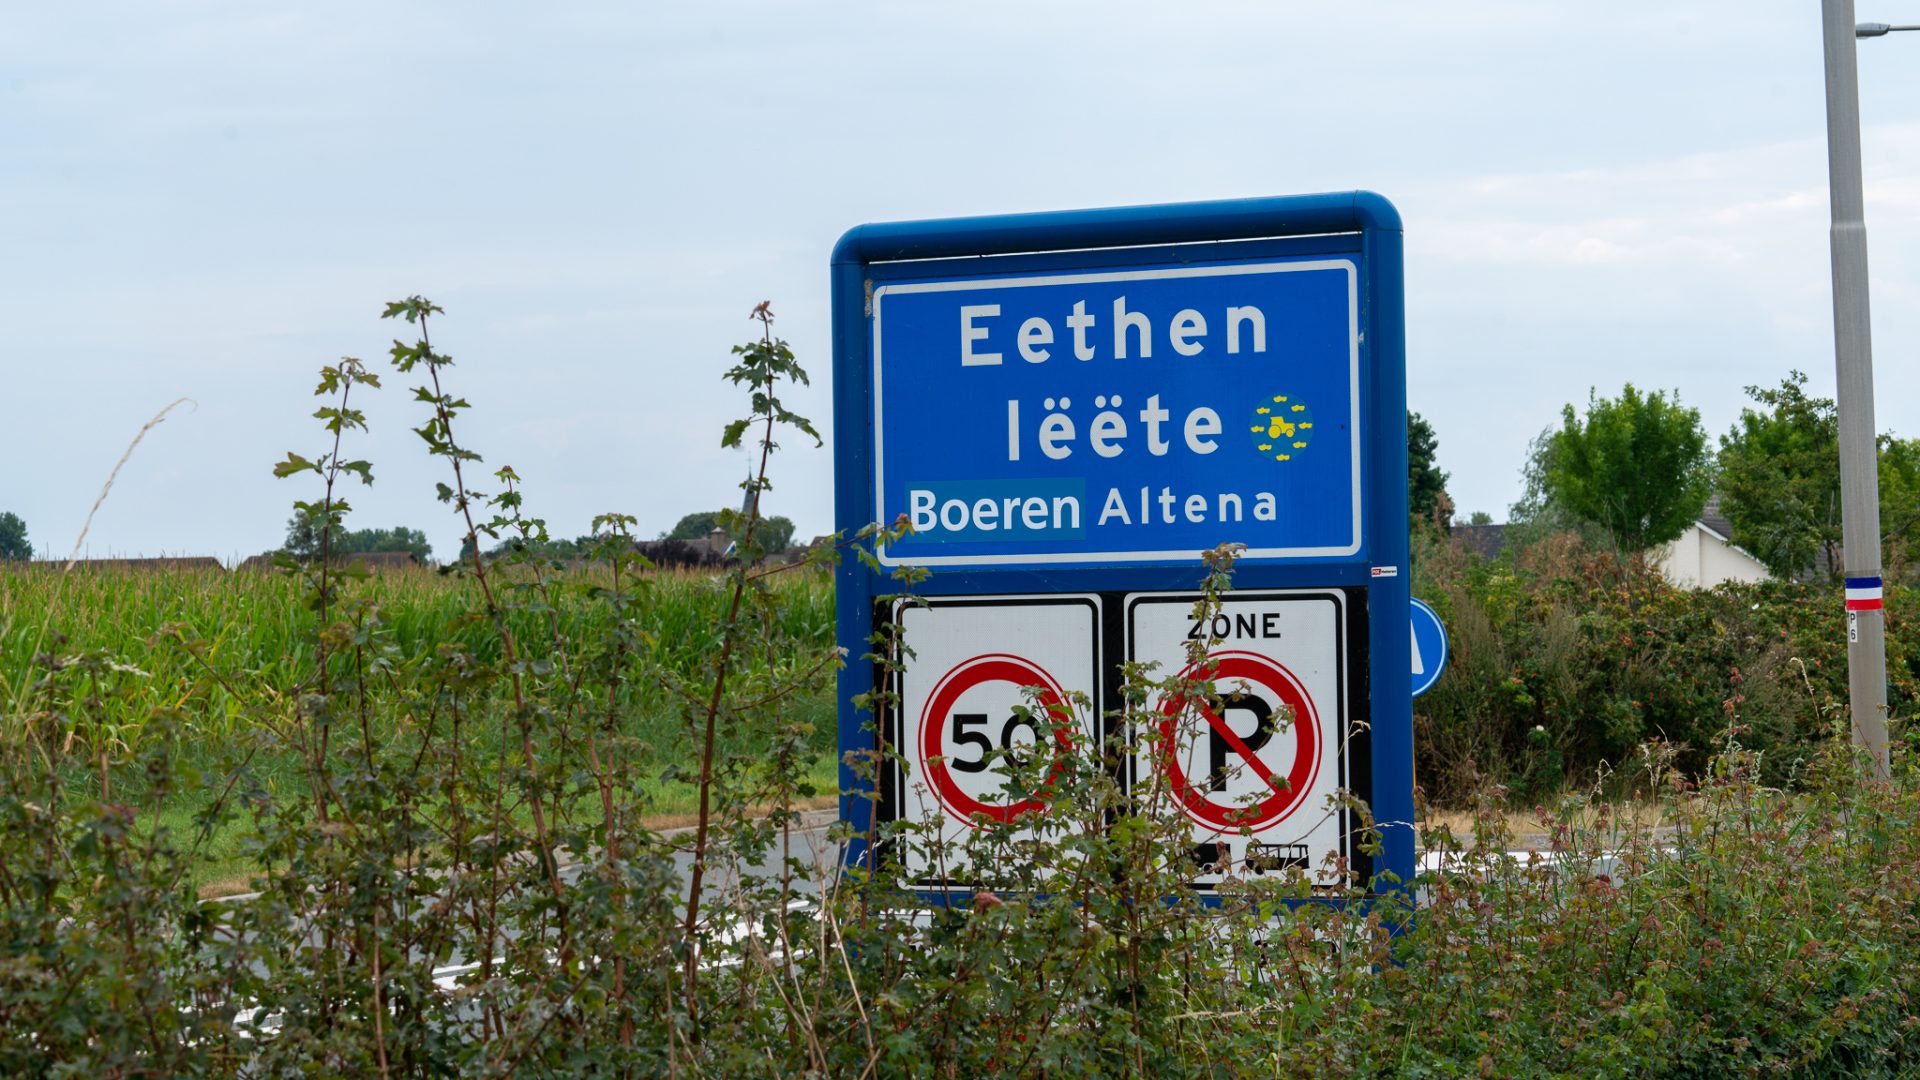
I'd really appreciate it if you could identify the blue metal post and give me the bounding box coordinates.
[831,253,878,873]
[1362,216,1415,896]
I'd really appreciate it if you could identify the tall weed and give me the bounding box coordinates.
[1,299,1915,1076]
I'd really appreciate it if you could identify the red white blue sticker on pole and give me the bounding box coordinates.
[1846,576,1884,611]
[1846,576,1882,644]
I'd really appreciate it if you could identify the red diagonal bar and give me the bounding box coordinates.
[1198,704,1281,791]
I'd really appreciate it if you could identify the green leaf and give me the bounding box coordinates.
[272,452,320,479]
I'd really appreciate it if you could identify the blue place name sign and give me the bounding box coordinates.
[873,257,1363,567]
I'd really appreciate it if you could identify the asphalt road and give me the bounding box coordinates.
[658,807,843,898]
[220,809,846,1035]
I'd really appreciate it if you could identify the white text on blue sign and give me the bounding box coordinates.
[873,259,1364,566]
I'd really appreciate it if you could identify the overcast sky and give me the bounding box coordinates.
[5,2,1918,563]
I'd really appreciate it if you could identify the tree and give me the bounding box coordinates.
[480,533,614,562]
[1408,411,1453,531]
[493,534,585,561]
[666,509,796,553]
[1467,510,1494,526]
[1509,425,1560,525]
[345,526,432,562]
[1544,384,1712,554]
[1879,436,1920,577]
[282,510,433,562]
[1719,371,1920,579]
[0,512,30,561]
[756,515,797,553]
[1718,372,1842,579]
[1506,423,1607,552]
[666,510,725,542]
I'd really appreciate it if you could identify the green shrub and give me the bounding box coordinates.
[1360,743,1920,1078]
[1413,527,1916,804]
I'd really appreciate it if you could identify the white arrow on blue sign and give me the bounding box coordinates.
[1409,598,1448,698]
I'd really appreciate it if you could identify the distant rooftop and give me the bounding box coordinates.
[24,556,224,572]
[1450,523,1507,561]
[1698,493,1734,540]
[1451,495,1738,563]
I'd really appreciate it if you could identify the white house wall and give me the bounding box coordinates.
[1657,524,1770,589]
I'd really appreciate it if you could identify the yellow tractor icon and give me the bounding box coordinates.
[1252,396,1314,461]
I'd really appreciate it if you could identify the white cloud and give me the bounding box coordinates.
[4,1,1920,549]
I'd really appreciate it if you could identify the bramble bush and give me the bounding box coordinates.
[2,297,1917,1076]
[1412,525,1916,804]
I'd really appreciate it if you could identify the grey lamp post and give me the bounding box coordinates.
[1819,3,1907,779]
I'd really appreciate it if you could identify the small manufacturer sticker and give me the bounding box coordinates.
[1370,565,1399,578]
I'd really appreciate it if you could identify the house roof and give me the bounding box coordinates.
[1450,523,1507,561]
[31,556,225,572]
[1698,493,1734,541]
[1452,494,1737,562]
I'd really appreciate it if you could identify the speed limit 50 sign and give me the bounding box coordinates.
[891,596,1100,888]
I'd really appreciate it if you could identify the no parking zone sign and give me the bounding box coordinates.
[832,193,1412,900]
[1128,591,1358,889]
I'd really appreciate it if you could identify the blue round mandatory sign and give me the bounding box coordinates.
[1409,598,1448,699]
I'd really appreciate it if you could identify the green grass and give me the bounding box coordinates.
[0,560,842,891]
[160,748,844,897]
[2,561,835,738]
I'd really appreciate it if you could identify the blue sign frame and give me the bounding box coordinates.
[832,192,1412,900]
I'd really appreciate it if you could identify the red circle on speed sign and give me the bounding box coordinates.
[1157,650,1320,832]
[919,653,1075,825]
